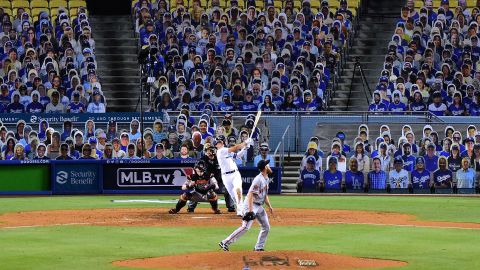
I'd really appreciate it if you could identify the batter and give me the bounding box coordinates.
[214,135,253,216]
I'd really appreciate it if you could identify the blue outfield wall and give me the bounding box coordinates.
[0,160,282,195]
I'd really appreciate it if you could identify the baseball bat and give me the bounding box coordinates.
[249,110,262,139]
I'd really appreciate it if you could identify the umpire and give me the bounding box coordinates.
[188,143,236,212]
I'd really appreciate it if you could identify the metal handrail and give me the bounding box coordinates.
[273,125,290,156]
[273,125,290,168]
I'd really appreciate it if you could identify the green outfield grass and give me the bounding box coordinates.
[1,195,480,270]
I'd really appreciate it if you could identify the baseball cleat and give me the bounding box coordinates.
[187,208,195,213]
[219,241,229,251]
[168,209,178,214]
[254,248,264,251]
[213,209,221,214]
[227,208,236,212]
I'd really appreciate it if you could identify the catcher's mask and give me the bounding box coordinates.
[194,160,206,175]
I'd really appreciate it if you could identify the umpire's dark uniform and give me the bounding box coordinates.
[188,154,236,212]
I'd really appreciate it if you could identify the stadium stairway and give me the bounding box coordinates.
[331,0,403,111]
[276,154,304,193]
[90,15,140,112]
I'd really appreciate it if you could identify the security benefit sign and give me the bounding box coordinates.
[52,162,101,194]
[103,160,195,192]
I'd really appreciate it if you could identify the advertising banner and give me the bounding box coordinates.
[0,161,50,195]
[103,159,196,193]
[51,161,102,194]
[0,112,165,125]
[102,160,282,194]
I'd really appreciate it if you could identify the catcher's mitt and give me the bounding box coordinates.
[242,211,256,221]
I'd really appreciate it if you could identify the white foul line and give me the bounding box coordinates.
[324,221,480,230]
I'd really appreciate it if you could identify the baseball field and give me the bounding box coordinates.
[1,195,480,270]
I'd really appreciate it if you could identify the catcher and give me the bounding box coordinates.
[169,160,221,214]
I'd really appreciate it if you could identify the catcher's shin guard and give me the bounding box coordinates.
[174,200,187,212]
[210,200,221,214]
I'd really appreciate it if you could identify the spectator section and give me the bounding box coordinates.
[0,0,106,114]
[132,0,362,112]
[369,0,480,116]
[296,122,480,194]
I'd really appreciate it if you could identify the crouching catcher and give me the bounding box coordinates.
[169,160,221,214]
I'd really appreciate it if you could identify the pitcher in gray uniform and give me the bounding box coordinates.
[219,160,274,251]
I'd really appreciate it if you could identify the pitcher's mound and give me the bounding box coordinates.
[113,250,407,270]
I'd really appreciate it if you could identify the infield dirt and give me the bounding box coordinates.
[1,208,480,229]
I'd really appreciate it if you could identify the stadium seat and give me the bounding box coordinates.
[414,0,423,8]
[293,0,301,9]
[50,7,65,20]
[31,7,50,18]
[50,0,68,9]
[467,0,476,7]
[274,1,282,9]
[69,7,78,17]
[13,7,31,16]
[255,0,263,8]
[0,0,10,10]
[329,0,340,9]
[11,0,29,10]
[69,0,86,9]
[2,7,12,15]
[31,0,49,9]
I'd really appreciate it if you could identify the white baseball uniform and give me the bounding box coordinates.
[222,172,270,250]
[217,146,244,214]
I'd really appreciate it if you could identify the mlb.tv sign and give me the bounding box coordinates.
[117,168,193,187]
[103,161,195,192]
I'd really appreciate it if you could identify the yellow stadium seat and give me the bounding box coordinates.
[293,0,301,9]
[50,0,68,9]
[69,7,78,17]
[255,0,264,8]
[50,7,65,17]
[414,0,423,8]
[32,7,50,18]
[219,0,227,9]
[467,0,476,7]
[69,0,86,9]
[31,0,49,9]
[2,8,12,16]
[13,7,31,16]
[237,1,245,9]
[11,0,29,9]
[329,0,340,7]
[0,0,10,9]
[350,7,357,17]
[349,0,360,8]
